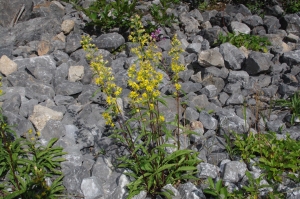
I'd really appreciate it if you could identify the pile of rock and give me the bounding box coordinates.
[0,0,299,198]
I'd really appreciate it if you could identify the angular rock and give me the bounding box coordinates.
[29,105,64,131]
[229,21,251,34]
[81,176,104,199]
[68,65,84,82]
[280,14,300,37]
[245,51,273,75]
[281,50,300,66]
[219,42,246,70]
[201,84,218,98]
[227,70,249,86]
[200,26,224,46]
[40,120,66,143]
[197,162,219,178]
[65,33,82,54]
[226,93,244,105]
[55,81,83,95]
[264,15,281,34]
[25,82,55,102]
[94,33,125,52]
[2,94,21,114]
[199,111,218,130]
[242,15,263,29]
[225,4,252,17]
[179,13,200,33]
[222,161,247,183]
[0,0,33,27]
[61,19,75,34]
[217,109,249,135]
[19,99,38,118]
[0,55,17,76]
[198,48,224,67]
[177,182,206,199]
[184,107,199,123]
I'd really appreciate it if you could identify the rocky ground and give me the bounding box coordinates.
[0,0,300,198]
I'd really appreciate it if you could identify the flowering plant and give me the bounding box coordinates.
[82,15,200,199]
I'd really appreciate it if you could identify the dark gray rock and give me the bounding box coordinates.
[180,81,202,93]
[264,15,281,34]
[223,82,242,94]
[245,52,273,75]
[186,43,202,53]
[19,99,38,118]
[94,33,125,52]
[25,82,55,102]
[54,95,75,106]
[55,81,83,95]
[201,10,218,22]
[0,0,33,27]
[278,83,298,97]
[199,111,218,130]
[220,42,246,70]
[266,120,286,133]
[203,66,229,79]
[7,71,38,87]
[225,4,252,17]
[179,69,194,82]
[184,107,199,123]
[262,85,278,98]
[2,110,36,137]
[210,12,231,27]
[242,15,263,29]
[266,5,284,17]
[65,33,82,54]
[40,120,66,143]
[280,14,300,37]
[281,50,300,66]
[200,26,224,46]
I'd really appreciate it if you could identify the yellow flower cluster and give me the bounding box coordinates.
[128,16,163,107]
[81,35,122,126]
[168,34,185,91]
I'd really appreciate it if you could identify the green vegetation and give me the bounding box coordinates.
[0,116,66,198]
[234,131,300,183]
[216,32,271,52]
[275,91,300,125]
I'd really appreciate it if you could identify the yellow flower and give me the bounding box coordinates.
[175,83,181,91]
[158,115,165,122]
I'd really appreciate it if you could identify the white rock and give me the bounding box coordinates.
[61,19,75,34]
[68,65,84,82]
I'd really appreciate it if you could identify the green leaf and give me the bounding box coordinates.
[176,166,197,172]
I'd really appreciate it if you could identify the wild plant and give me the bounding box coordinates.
[216,32,271,53]
[0,118,66,198]
[81,15,201,199]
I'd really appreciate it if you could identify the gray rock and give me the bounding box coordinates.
[278,83,298,96]
[202,76,225,94]
[207,152,229,166]
[40,120,66,143]
[2,110,36,137]
[219,92,230,106]
[264,15,281,34]
[200,26,224,46]
[227,70,249,86]
[53,63,69,87]
[156,39,172,52]
[19,99,38,118]
[201,84,218,98]
[54,95,74,106]
[177,182,206,199]
[53,49,69,64]
[65,33,82,54]
[266,120,286,133]
[199,111,218,130]
[222,161,247,183]
[280,14,300,37]
[226,93,244,105]
[7,71,38,87]
[285,33,299,43]
[186,43,202,53]
[229,21,251,35]
[223,82,242,94]
[55,81,83,95]
[62,164,88,194]
[0,0,33,27]
[245,51,273,75]
[203,66,229,79]
[25,82,55,102]
[201,10,218,22]
[179,13,200,33]
[219,42,246,70]
[225,4,252,17]
[2,93,21,114]
[217,109,249,135]
[180,81,202,93]
[81,176,104,199]
[185,93,210,111]
[197,162,219,178]
[94,33,125,52]
[262,85,278,98]
[75,129,94,149]
[184,107,199,123]
[242,15,263,29]
[281,50,300,66]
[198,48,224,67]
[266,5,284,17]
[179,69,194,82]
[0,87,26,102]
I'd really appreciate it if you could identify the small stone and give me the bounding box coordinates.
[61,19,75,34]
[37,40,50,56]
[0,55,17,76]
[29,105,64,131]
[68,65,84,82]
